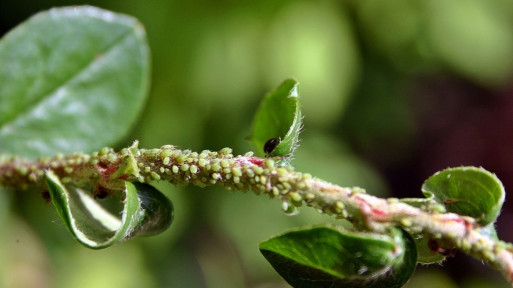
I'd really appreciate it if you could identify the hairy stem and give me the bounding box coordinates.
[1,142,513,284]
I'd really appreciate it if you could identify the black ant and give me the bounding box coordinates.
[264,138,280,157]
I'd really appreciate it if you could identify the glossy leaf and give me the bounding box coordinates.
[250,79,302,157]
[129,182,174,237]
[259,226,417,288]
[0,6,150,159]
[45,171,173,249]
[422,167,505,226]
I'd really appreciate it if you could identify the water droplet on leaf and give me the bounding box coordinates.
[282,201,299,216]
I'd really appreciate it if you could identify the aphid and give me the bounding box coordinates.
[427,239,457,257]
[264,138,279,156]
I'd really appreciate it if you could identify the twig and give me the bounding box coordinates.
[1,142,512,284]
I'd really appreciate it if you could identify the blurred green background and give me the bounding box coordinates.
[2,0,513,287]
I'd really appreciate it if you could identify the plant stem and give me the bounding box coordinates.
[1,142,513,284]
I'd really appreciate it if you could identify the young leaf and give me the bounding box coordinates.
[45,171,173,249]
[422,167,505,226]
[259,226,417,288]
[0,6,150,159]
[250,79,302,157]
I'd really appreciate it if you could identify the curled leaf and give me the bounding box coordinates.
[45,171,173,249]
[129,182,174,237]
[250,79,302,158]
[422,167,505,226]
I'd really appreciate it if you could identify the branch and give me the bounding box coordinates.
[1,142,512,284]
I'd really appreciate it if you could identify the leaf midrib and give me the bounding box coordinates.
[0,27,134,134]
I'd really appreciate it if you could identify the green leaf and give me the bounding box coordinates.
[45,171,173,249]
[259,226,417,288]
[129,182,174,237]
[414,236,446,264]
[0,6,150,159]
[398,200,446,264]
[421,167,505,226]
[250,79,302,157]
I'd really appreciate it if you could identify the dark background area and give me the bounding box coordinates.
[1,1,513,287]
